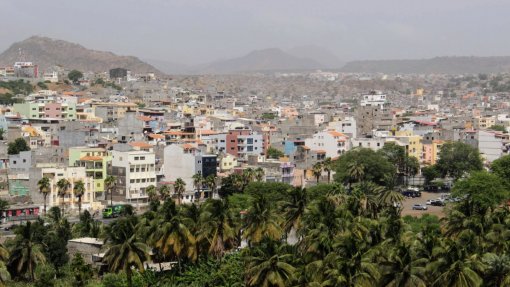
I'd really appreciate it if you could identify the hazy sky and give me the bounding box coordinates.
[1,0,508,64]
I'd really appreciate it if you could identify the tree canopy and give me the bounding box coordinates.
[436,141,483,179]
[333,148,395,185]
[7,138,30,155]
[67,70,83,84]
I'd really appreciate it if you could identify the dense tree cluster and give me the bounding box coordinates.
[2,149,510,286]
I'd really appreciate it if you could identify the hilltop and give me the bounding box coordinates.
[0,36,162,74]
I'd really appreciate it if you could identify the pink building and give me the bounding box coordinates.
[44,103,62,118]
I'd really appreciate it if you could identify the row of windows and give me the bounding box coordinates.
[129,178,156,183]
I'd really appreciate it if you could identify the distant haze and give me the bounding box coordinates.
[1,0,509,66]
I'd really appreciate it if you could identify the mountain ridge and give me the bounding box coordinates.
[0,36,163,74]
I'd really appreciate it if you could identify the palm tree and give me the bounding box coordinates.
[103,216,149,287]
[205,174,218,199]
[145,185,157,203]
[281,187,308,236]
[312,162,323,184]
[174,178,186,205]
[37,176,51,215]
[0,243,10,284]
[151,209,197,270]
[7,222,46,281]
[158,184,170,201]
[56,178,71,214]
[243,194,282,246]
[254,167,265,182]
[192,173,203,201]
[245,240,296,287]
[347,161,365,188]
[200,199,237,258]
[104,175,116,207]
[322,157,333,183]
[73,180,86,215]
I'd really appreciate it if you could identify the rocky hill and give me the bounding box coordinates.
[340,56,510,74]
[0,36,162,74]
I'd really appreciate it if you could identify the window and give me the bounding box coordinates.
[140,156,145,160]
[130,179,135,183]
[136,168,140,172]
[23,159,26,163]
[12,161,16,164]
[134,157,139,160]
[130,168,134,172]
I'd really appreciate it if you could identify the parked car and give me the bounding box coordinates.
[431,200,445,206]
[402,190,422,198]
[412,204,428,210]
[426,200,436,205]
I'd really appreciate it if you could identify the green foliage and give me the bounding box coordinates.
[333,148,395,185]
[173,253,243,286]
[7,138,30,155]
[402,214,440,233]
[36,82,48,89]
[436,141,483,179]
[491,154,510,187]
[267,146,284,159]
[68,70,83,83]
[0,79,33,95]
[260,112,276,120]
[70,253,93,287]
[0,128,5,140]
[489,124,507,133]
[34,264,56,287]
[0,199,9,212]
[452,171,509,216]
[244,181,292,205]
[421,164,440,184]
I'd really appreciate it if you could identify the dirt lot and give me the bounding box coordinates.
[401,191,447,218]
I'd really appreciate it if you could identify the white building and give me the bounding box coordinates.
[43,71,59,83]
[478,130,510,162]
[351,137,386,151]
[360,92,387,108]
[110,148,156,204]
[304,130,350,158]
[327,116,357,138]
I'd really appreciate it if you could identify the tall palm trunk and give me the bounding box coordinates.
[78,196,82,215]
[126,266,133,287]
[43,194,47,215]
[327,171,331,183]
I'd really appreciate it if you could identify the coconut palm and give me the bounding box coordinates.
[56,178,71,214]
[145,185,157,203]
[199,199,237,258]
[37,176,51,215]
[348,161,365,187]
[245,240,296,287]
[281,187,308,236]
[0,243,9,284]
[103,216,149,287]
[243,194,283,246]
[312,162,323,184]
[192,173,204,201]
[151,209,197,270]
[174,178,186,205]
[322,157,333,183]
[254,167,265,182]
[7,222,46,281]
[158,184,170,201]
[73,180,86,215]
[104,175,116,207]
[205,174,218,199]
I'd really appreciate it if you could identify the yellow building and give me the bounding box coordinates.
[390,130,423,161]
